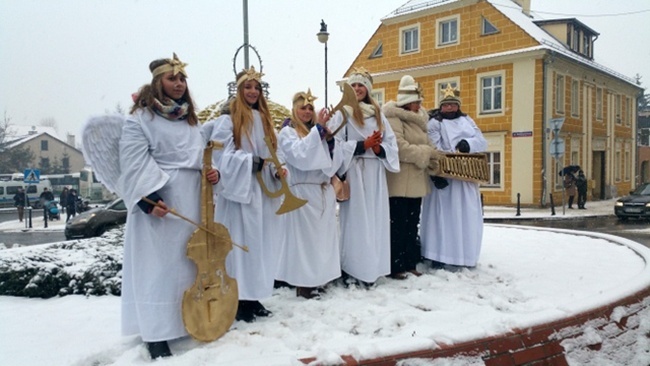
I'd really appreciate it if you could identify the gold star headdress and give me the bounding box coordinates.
[152,53,188,78]
[236,66,265,87]
[349,66,373,83]
[294,88,318,107]
[439,83,461,105]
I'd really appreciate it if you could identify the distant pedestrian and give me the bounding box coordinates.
[66,189,78,222]
[39,187,54,206]
[59,187,69,214]
[564,172,577,209]
[13,187,29,222]
[576,170,588,209]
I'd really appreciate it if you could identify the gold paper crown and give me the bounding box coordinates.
[152,53,188,78]
[293,88,318,107]
[349,66,373,83]
[440,83,461,105]
[236,66,265,86]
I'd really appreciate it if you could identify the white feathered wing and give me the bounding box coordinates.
[81,114,125,197]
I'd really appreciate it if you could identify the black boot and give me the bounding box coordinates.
[235,300,256,323]
[249,300,272,317]
[146,341,172,359]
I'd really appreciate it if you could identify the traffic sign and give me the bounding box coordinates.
[548,117,565,134]
[549,137,565,159]
[24,168,40,184]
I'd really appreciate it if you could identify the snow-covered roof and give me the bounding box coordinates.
[381,0,638,87]
[4,125,71,150]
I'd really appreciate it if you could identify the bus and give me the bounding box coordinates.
[0,179,53,208]
[41,173,80,196]
[79,167,116,202]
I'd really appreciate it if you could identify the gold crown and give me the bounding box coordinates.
[152,52,188,78]
[349,66,373,83]
[294,88,318,107]
[236,66,265,86]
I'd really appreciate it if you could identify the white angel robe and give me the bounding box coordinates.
[209,111,285,300]
[275,125,343,287]
[328,110,400,283]
[119,109,204,342]
[420,114,488,267]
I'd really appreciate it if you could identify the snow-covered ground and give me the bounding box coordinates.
[1,217,649,365]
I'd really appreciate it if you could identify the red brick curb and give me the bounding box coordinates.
[299,282,650,365]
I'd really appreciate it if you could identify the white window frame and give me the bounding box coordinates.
[477,71,505,116]
[615,94,622,124]
[400,24,420,55]
[480,132,505,191]
[436,15,459,48]
[555,158,565,190]
[596,87,603,121]
[625,142,631,181]
[481,16,499,35]
[555,74,565,114]
[369,42,383,59]
[615,141,622,182]
[484,151,502,188]
[626,97,632,127]
[571,79,579,117]
[435,77,460,107]
[370,88,385,107]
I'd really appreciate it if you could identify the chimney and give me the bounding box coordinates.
[512,0,531,17]
[66,133,76,147]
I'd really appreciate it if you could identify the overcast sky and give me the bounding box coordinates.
[1,0,648,141]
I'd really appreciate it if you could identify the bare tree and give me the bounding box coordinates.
[0,111,35,172]
[40,117,59,134]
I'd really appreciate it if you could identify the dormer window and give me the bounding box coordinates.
[536,18,597,60]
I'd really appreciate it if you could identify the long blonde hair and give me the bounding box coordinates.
[229,71,276,150]
[290,92,317,138]
[350,90,383,132]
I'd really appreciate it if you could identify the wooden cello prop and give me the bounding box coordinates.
[181,141,242,342]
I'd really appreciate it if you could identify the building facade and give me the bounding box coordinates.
[5,126,84,175]
[341,0,641,205]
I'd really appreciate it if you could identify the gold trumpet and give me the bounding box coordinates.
[256,136,308,215]
[327,83,358,137]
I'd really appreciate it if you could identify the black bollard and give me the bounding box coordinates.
[549,193,556,216]
[43,206,48,228]
[28,207,33,228]
[480,193,484,216]
[516,193,521,216]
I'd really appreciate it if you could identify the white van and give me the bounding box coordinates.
[0,180,53,208]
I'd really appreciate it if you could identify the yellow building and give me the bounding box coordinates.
[343,0,641,206]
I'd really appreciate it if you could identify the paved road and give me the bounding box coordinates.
[0,209,67,247]
[490,215,650,249]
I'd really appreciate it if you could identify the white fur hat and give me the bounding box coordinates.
[347,67,373,94]
[396,75,423,107]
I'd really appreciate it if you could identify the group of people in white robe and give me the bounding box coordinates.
[114,53,487,359]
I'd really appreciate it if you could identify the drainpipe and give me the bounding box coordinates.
[541,56,549,206]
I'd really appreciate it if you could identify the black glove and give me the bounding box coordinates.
[252,156,265,172]
[430,176,449,190]
[456,139,470,153]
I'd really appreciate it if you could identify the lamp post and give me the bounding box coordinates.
[317,20,329,107]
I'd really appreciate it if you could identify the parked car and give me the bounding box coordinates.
[614,183,650,221]
[65,198,127,239]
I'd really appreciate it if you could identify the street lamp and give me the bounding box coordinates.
[317,20,329,107]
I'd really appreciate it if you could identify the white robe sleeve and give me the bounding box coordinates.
[462,116,488,153]
[209,115,254,204]
[328,111,357,176]
[118,114,169,211]
[279,125,332,173]
[378,113,400,173]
